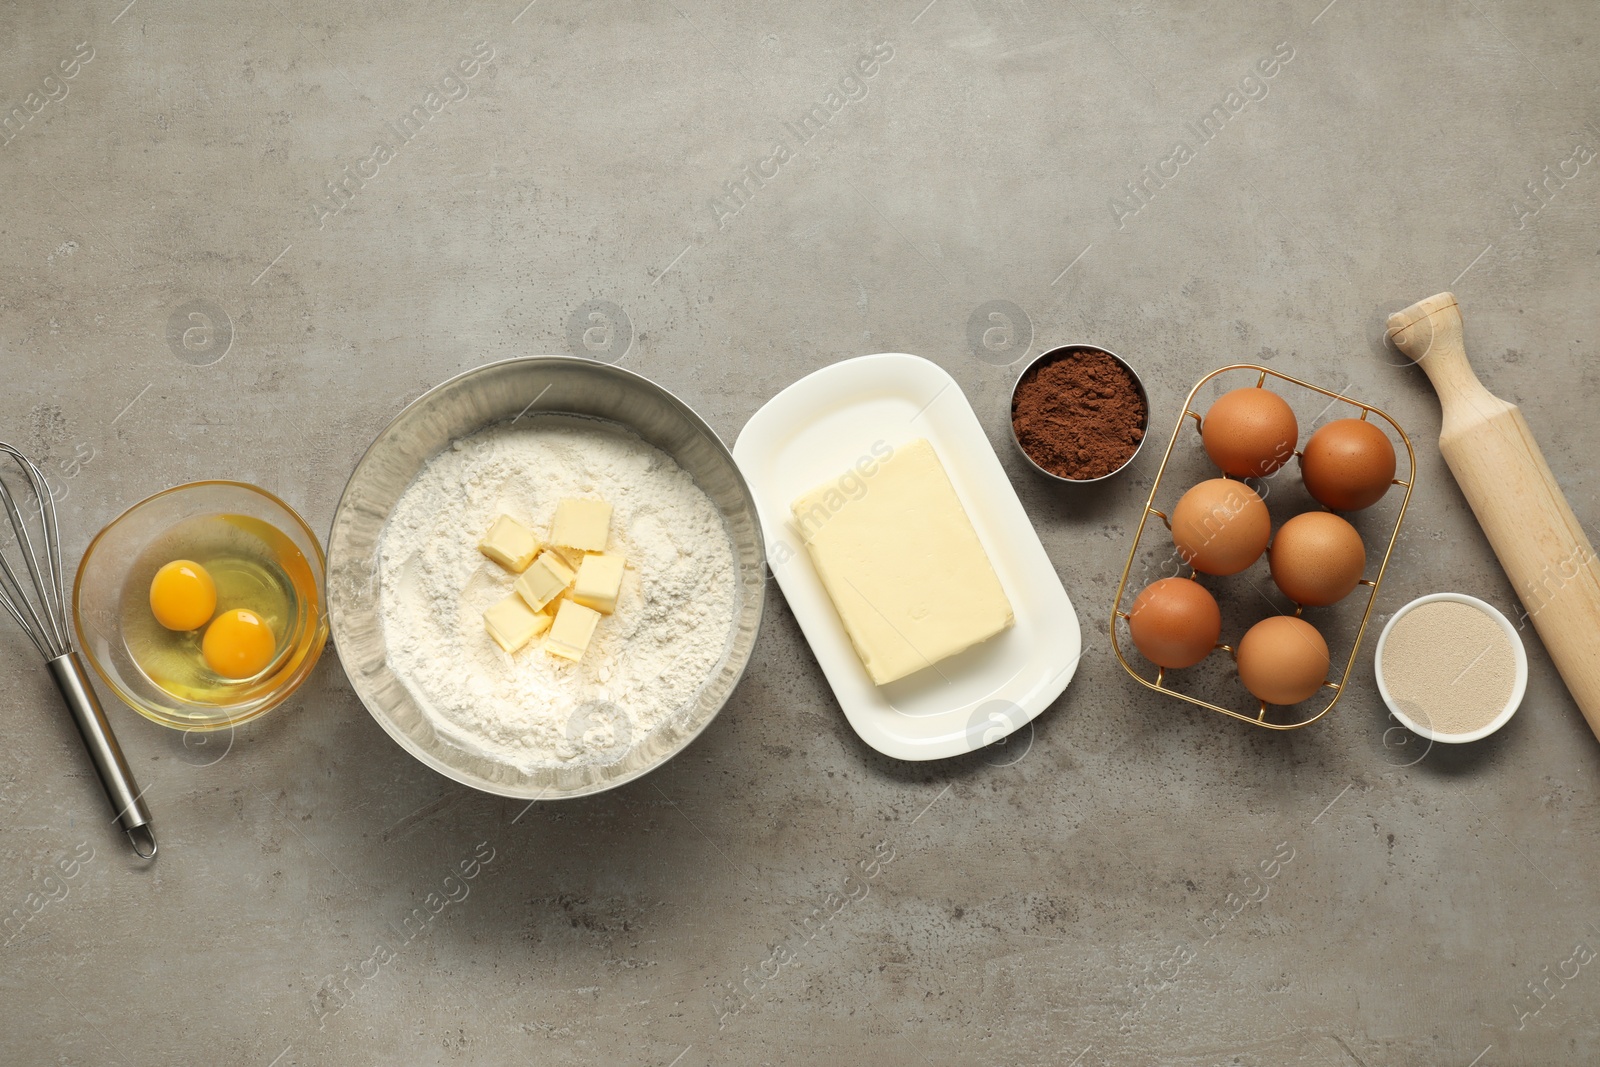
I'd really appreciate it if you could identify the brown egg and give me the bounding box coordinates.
[1129,577,1222,669]
[1300,418,1396,511]
[1269,511,1366,606]
[1171,478,1272,575]
[1235,616,1330,705]
[1201,387,1299,478]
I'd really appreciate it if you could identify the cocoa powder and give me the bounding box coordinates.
[1012,348,1146,479]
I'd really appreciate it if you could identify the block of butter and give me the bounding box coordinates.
[547,599,601,661]
[484,594,551,654]
[791,438,1013,685]
[547,544,587,573]
[478,515,539,573]
[551,498,612,552]
[514,550,576,613]
[571,553,626,615]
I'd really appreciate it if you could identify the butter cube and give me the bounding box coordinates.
[546,599,601,661]
[478,515,540,573]
[513,550,577,613]
[483,595,551,653]
[571,553,626,614]
[792,438,1013,685]
[547,544,587,572]
[550,498,612,552]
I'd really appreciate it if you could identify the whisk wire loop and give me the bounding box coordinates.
[0,444,72,658]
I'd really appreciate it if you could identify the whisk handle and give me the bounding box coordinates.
[47,653,157,859]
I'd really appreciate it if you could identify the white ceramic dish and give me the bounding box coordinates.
[733,353,1082,761]
[1373,592,1528,743]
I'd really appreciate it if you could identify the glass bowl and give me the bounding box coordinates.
[74,481,328,731]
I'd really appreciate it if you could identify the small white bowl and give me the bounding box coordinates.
[1373,592,1528,743]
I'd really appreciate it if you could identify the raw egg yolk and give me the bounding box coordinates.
[202,608,276,679]
[149,560,217,632]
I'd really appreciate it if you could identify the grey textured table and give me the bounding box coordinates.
[4,2,1598,1064]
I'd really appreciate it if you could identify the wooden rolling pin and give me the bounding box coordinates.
[1388,292,1600,742]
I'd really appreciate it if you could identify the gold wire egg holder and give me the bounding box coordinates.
[1109,365,1417,730]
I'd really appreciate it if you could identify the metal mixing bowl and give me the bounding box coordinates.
[326,356,765,800]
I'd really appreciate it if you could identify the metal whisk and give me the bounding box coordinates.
[0,443,155,859]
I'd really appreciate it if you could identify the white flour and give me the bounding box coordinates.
[377,417,737,770]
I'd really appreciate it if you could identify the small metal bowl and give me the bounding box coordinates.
[1009,344,1150,483]
[326,356,766,801]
